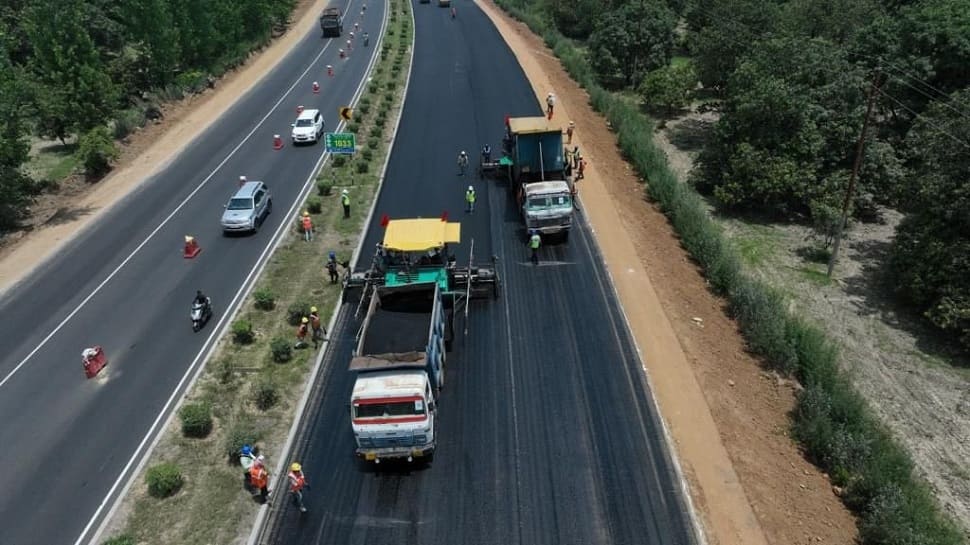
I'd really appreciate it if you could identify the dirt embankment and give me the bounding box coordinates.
[480,2,860,544]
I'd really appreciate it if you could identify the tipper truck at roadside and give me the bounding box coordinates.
[494,116,574,241]
[319,7,342,37]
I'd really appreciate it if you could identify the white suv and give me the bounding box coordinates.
[291,109,325,145]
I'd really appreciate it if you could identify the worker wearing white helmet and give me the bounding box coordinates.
[465,185,476,214]
[457,150,469,176]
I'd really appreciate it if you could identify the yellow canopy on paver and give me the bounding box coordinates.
[383,218,461,252]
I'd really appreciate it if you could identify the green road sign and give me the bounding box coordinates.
[325,132,356,154]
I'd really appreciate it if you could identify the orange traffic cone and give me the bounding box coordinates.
[327,65,334,77]
[312,81,320,94]
[273,134,284,150]
[183,235,201,258]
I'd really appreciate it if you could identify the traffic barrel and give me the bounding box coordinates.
[273,134,284,150]
[312,81,320,94]
[183,235,201,258]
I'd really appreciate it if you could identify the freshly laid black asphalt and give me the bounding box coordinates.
[267,3,695,545]
[0,1,383,544]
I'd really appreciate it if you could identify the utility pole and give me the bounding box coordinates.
[827,69,882,278]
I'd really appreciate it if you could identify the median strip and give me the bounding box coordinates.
[96,2,414,544]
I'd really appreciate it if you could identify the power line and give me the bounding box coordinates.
[873,85,970,150]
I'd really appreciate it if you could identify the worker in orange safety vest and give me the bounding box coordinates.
[249,455,270,502]
[288,462,309,513]
[301,211,313,242]
[296,317,309,348]
[309,307,326,348]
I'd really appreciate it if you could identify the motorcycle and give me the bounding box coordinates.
[191,298,213,332]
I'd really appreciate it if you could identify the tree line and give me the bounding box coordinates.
[0,0,295,230]
[540,0,970,349]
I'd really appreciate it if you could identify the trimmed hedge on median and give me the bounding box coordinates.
[492,2,965,545]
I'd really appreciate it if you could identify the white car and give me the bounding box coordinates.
[291,109,325,145]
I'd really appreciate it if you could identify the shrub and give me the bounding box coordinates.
[317,179,334,196]
[270,337,292,363]
[346,122,359,134]
[370,126,382,138]
[223,416,259,459]
[367,139,378,150]
[384,90,394,102]
[216,358,235,384]
[252,378,279,411]
[368,82,379,94]
[102,535,136,545]
[359,96,371,106]
[113,108,146,139]
[356,161,370,174]
[231,320,254,344]
[358,103,370,115]
[332,155,347,168]
[253,289,275,310]
[77,127,119,179]
[361,148,374,161]
[179,402,213,438]
[146,463,183,498]
[286,302,311,326]
[306,197,322,214]
[386,81,397,92]
[175,70,208,93]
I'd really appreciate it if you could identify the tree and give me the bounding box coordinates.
[588,0,677,89]
[24,0,119,141]
[692,36,883,216]
[0,50,35,230]
[686,0,781,90]
[891,88,970,348]
[638,61,698,114]
[543,0,610,39]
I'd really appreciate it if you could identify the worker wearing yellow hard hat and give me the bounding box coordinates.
[287,461,308,513]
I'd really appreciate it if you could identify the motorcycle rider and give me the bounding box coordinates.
[194,290,211,311]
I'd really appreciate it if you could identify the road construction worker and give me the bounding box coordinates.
[363,32,370,47]
[465,185,476,213]
[288,462,309,513]
[309,306,326,347]
[301,211,313,242]
[571,145,580,168]
[457,151,468,176]
[529,230,541,265]
[240,445,256,489]
[249,455,270,502]
[341,189,351,218]
[296,317,309,348]
[481,144,491,164]
[546,92,556,119]
[327,251,339,284]
[577,155,586,180]
[451,6,456,18]
[566,121,575,144]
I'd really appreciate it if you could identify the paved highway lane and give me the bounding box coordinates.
[0,2,384,544]
[266,3,695,545]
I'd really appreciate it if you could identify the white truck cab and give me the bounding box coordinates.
[351,369,437,463]
[522,180,573,238]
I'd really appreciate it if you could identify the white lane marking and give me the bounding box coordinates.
[0,16,340,393]
[69,3,368,545]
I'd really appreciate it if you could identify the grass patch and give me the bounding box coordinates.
[101,1,415,543]
[25,141,79,181]
[492,2,966,545]
[797,266,832,286]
